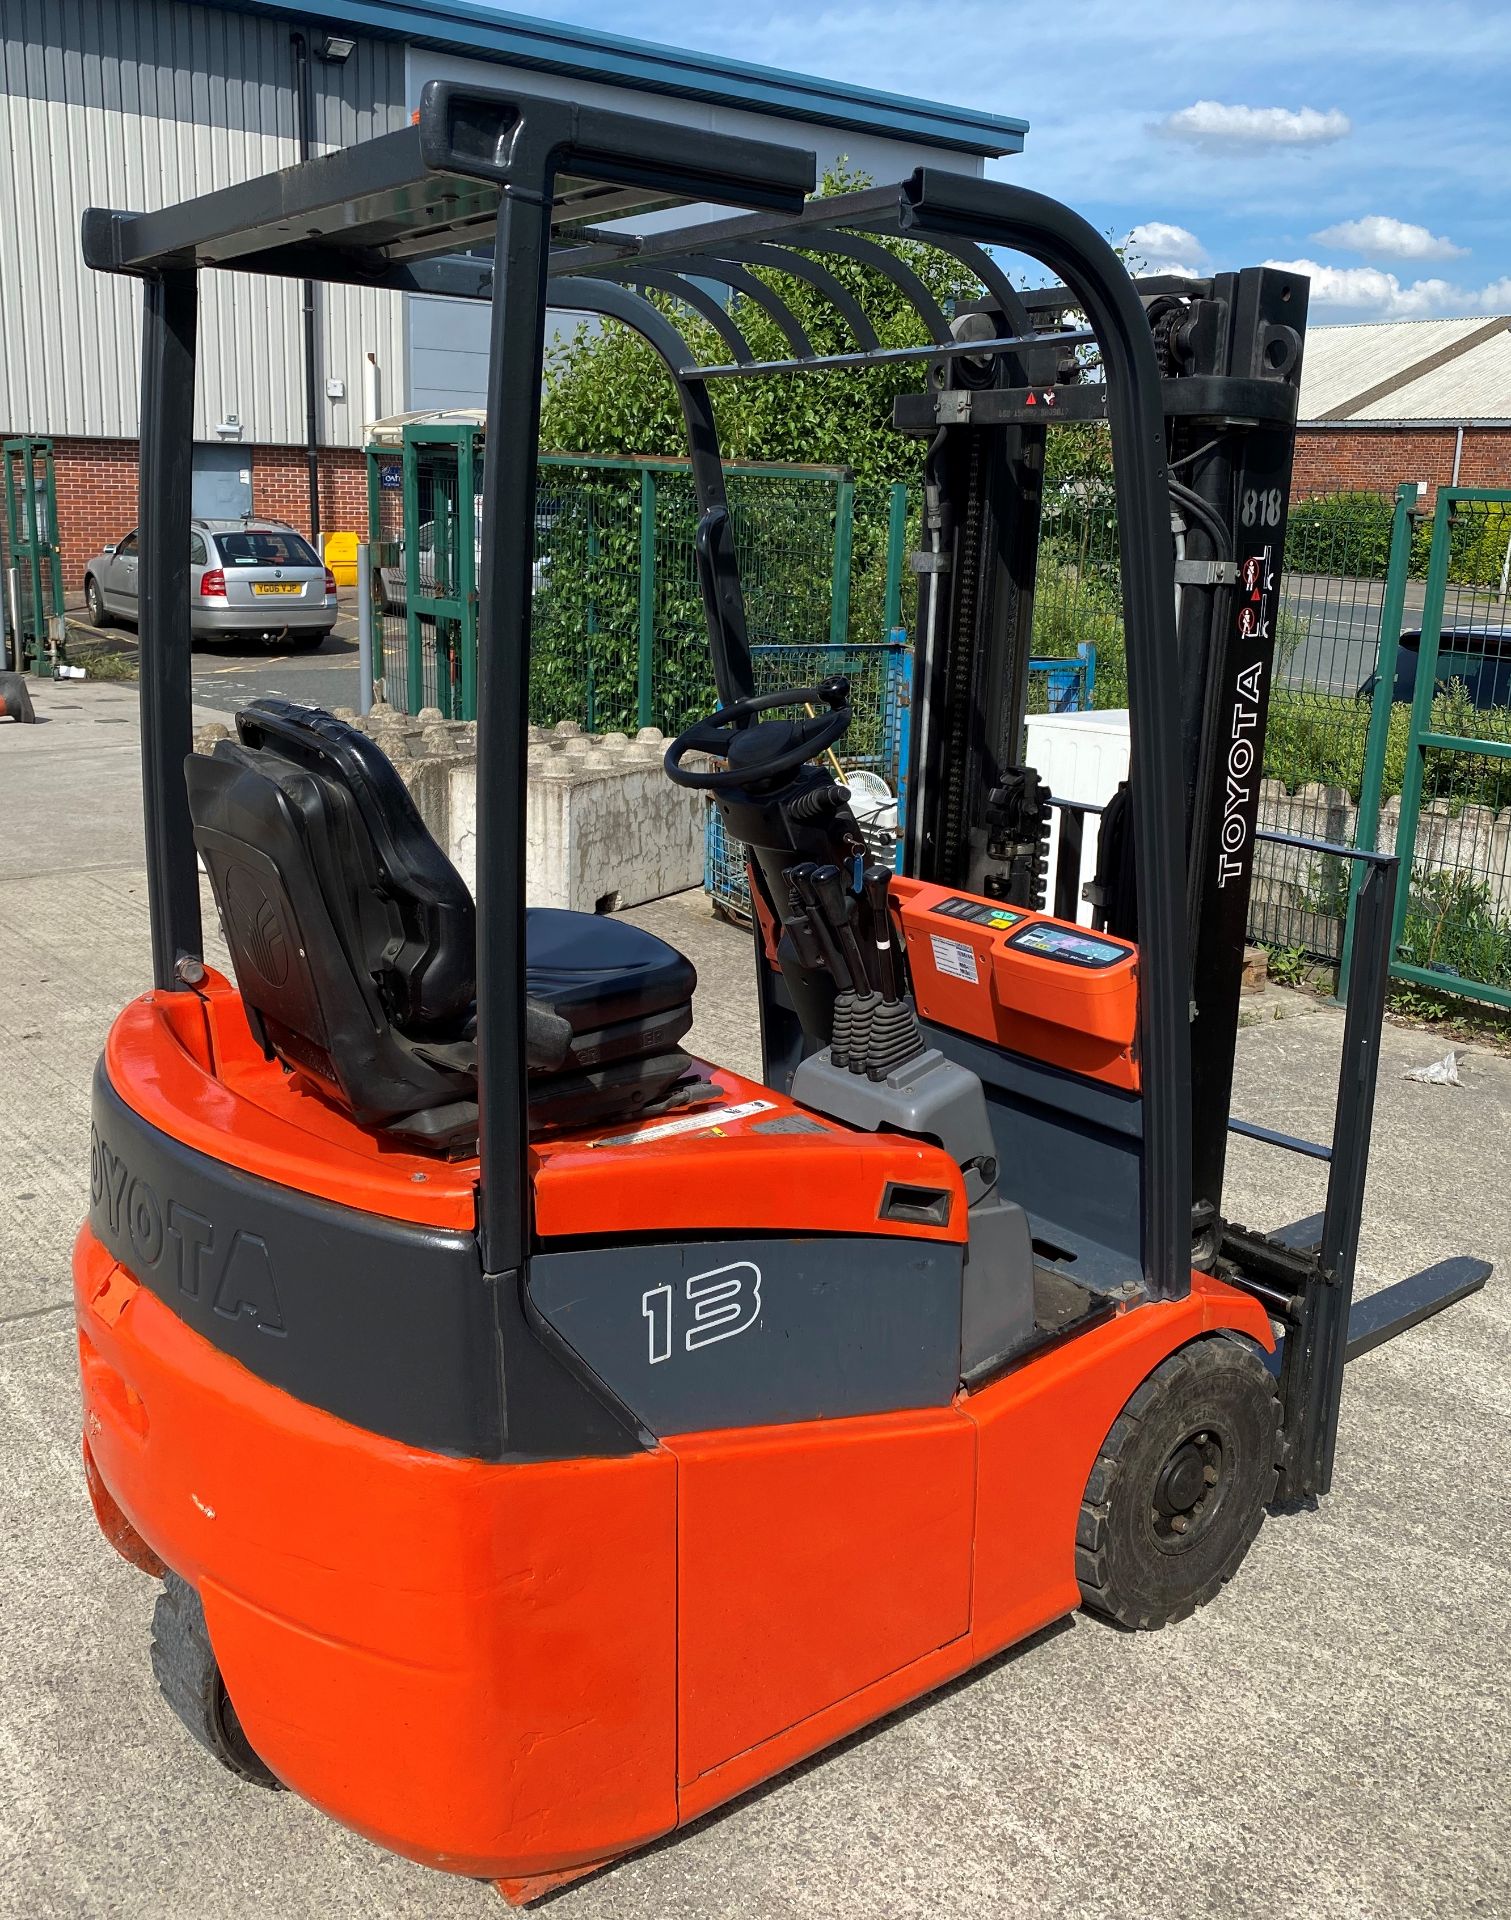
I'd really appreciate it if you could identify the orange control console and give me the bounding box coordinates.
[890,878,1140,1091]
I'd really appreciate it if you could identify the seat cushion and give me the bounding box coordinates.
[525,910,697,1035]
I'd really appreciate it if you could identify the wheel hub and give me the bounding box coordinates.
[1151,1429,1225,1547]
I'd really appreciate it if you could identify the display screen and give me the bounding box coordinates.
[931,896,1023,932]
[1004,921,1131,968]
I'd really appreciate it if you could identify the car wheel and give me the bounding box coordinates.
[286,632,327,654]
[85,577,111,628]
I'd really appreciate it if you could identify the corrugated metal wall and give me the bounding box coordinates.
[0,0,407,446]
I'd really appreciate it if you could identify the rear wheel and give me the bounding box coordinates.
[150,1572,281,1788]
[1076,1336,1280,1630]
[85,576,111,628]
[285,631,327,653]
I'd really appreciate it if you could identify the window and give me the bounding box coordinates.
[216,529,320,568]
[115,532,138,558]
[189,533,208,566]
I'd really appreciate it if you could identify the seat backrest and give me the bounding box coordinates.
[184,700,477,1129]
[234,699,475,1031]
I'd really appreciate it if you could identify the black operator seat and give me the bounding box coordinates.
[183,699,697,1150]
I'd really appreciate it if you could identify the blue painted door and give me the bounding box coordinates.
[191,445,253,519]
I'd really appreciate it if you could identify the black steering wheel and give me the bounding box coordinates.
[664,678,852,792]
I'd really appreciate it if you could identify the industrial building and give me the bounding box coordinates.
[0,0,1025,582]
[1294,314,1511,500]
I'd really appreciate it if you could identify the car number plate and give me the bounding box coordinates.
[252,583,300,596]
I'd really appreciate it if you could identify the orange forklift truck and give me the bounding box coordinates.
[75,82,1490,1904]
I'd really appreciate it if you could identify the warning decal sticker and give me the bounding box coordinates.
[929,935,979,984]
[590,1099,778,1149]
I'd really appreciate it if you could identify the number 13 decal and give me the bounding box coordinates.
[642,1261,763,1365]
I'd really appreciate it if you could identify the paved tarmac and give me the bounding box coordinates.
[2,677,1507,1919]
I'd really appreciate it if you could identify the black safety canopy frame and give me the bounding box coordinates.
[85,79,1251,1468]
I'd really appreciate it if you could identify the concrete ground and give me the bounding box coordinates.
[3,677,1508,1920]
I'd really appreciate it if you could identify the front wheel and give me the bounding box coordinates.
[1076,1336,1281,1630]
[85,577,111,628]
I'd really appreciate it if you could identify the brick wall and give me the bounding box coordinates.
[46,438,139,590]
[1294,425,1511,502]
[13,436,369,593]
[250,446,367,544]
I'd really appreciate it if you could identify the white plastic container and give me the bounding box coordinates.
[1023,708,1130,925]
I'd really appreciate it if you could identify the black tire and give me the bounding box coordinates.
[149,1571,282,1788]
[285,631,327,653]
[85,576,112,628]
[1076,1336,1281,1631]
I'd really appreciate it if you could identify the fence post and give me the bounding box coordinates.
[401,436,422,715]
[882,481,909,636]
[458,428,478,721]
[1388,487,1456,968]
[828,474,856,650]
[356,541,374,716]
[638,467,657,729]
[1338,481,1416,1000]
[1077,640,1097,710]
[585,498,600,732]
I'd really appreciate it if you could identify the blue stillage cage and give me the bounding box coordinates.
[1030,642,1097,713]
[704,641,910,920]
[703,641,1097,919]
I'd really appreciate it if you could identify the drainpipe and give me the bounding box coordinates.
[363,351,380,436]
[1451,424,1464,487]
[290,33,322,552]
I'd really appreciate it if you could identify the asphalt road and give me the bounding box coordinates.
[1280,574,1510,699]
[188,597,367,716]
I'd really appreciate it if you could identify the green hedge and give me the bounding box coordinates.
[1285,490,1511,587]
[1266,681,1511,809]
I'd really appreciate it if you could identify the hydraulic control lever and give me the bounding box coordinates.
[780,863,830,975]
[811,864,873,991]
[861,864,900,1003]
[785,860,925,1081]
[788,863,853,991]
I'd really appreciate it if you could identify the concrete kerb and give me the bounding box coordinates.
[192,699,709,914]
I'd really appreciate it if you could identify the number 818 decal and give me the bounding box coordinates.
[642,1261,762,1364]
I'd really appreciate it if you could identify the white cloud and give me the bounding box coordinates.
[1311,214,1466,260]
[1263,258,1511,318]
[1126,221,1203,261]
[1156,101,1351,148]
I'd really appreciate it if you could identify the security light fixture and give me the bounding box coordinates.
[320,34,356,62]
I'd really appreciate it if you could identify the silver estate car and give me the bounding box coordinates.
[83,518,339,650]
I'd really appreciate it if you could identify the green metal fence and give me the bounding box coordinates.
[2,436,65,672]
[1372,487,1511,1008]
[367,443,860,730]
[1246,485,1411,959]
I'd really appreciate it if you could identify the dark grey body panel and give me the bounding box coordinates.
[922,1022,1144,1292]
[757,971,1144,1297]
[88,1063,504,1457]
[529,1235,965,1435]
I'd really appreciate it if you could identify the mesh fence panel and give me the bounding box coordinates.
[1251,489,1403,956]
[1390,494,1511,1002]
[704,640,909,917]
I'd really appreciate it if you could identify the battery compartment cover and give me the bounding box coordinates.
[890,877,1139,1091]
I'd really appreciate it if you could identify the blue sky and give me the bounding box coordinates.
[514,0,1511,322]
